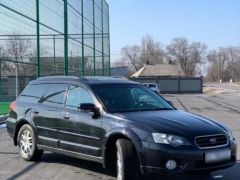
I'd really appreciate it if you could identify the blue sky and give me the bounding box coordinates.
[107,0,240,62]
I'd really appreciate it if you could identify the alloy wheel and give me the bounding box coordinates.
[19,129,33,158]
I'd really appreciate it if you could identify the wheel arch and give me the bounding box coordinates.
[14,118,36,146]
[102,128,144,169]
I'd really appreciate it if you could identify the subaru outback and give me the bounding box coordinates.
[6,76,237,180]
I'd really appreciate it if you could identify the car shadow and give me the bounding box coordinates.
[41,152,116,178]
[40,152,240,180]
[0,152,18,155]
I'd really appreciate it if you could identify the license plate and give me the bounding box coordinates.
[205,149,231,163]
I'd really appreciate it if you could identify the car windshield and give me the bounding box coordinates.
[91,84,174,113]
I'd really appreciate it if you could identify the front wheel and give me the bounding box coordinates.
[17,124,43,161]
[116,139,139,180]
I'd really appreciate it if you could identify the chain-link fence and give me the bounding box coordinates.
[0,0,110,102]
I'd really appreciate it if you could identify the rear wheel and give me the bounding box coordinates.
[116,139,139,180]
[17,124,43,161]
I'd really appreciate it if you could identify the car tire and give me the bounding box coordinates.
[116,139,139,180]
[17,124,43,161]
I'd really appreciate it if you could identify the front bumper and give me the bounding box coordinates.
[139,140,237,175]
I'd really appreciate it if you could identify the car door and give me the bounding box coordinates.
[59,85,104,157]
[33,83,68,148]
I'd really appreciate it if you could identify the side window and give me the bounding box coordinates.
[41,84,68,108]
[19,84,50,103]
[66,85,94,110]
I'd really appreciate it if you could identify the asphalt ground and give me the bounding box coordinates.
[0,92,239,180]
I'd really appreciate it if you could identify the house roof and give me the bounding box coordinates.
[131,64,185,77]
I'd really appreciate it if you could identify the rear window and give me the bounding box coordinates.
[21,84,50,97]
[18,84,50,103]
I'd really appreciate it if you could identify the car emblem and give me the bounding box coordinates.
[210,138,217,144]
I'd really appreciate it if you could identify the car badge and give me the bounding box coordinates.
[210,138,217,144]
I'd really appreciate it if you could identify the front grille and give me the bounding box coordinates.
[195,134,228,148]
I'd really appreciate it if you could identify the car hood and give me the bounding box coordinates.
[115,110,227,139]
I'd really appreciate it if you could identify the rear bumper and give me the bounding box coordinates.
[6,118,16,140]
[139,140,237,175]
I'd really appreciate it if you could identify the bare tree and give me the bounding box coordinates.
[121,45,141,71]
[206,50,221,81]
[225,47,240,81]
[167,38,206,76]
[5,34,35,75]
[0,44,13,73]
[206,47,240,81]
[188,42,207,76]
[140,34,164,65]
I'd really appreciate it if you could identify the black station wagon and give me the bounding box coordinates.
[6,76,237,180]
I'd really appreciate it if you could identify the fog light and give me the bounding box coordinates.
[166,160,177,170]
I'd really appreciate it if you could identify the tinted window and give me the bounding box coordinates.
[66,86,94,110]
[21,84,50,97]
[41,84,68,107]
[91,84,173,113]
[19,84,50,103]
[17,96,39,104]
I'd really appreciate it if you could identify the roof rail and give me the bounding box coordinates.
[38,76,80,80]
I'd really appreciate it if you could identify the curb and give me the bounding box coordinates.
[231,83,240,87]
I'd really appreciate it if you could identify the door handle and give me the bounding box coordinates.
[32,110,39,117]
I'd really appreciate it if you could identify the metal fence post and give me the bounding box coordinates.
[81,0,85,76]
[93,0,96,76]
[101,0,104,76]
[53,35,56,74]
[107,4,111,76]
[36,0,40,78]
[64,0,68,75]
[178,76,181,94]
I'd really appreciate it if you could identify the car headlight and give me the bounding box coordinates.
[152,133,191,146]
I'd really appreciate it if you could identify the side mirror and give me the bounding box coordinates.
[166,100,174,107]
[79,103,95,111]
[79,103,101,119]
